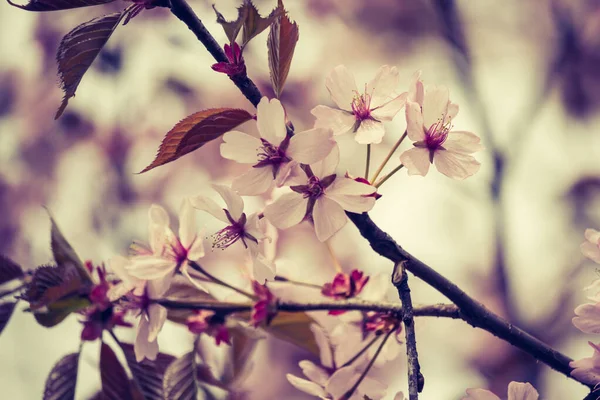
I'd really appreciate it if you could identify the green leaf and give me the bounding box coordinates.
[141,108,253,173]
[7,0,116,11]
[120,342,176,400]
[0,302,17,335]
[0,254,23,285]
[100,343,136,400]
[49,216,92,284]
[34,296,90,327]
[267,0,299,98]
[43,352,80,400]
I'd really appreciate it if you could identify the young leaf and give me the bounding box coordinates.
[49,216,92,284]
[0,302,17,335]
[163,352,197,400]
[120,342,176,400]
[7,0,115,12]
[267,0,299,98]
[0,254,23,285]
[55,12,126,119]
[213,0,280,48]
[212,3,247,45]
[141,108,253,173]
[43,352,80,400]
[100,343,136,400]
[265,312,320,355]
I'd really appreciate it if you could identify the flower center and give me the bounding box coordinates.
[211,210,250,250]
[424,117,452,150]
[351,91,372,121]
[255,138,289,167]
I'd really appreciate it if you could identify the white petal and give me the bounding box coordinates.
[313,197,347,242]
[507,382,539,400]
[405,100,425,141]
[326,65,358,111]
[257,97,286,146]
[354,119,386,145]
[462,388,501,400]
[187,238,205,261]
[312,105,356,136]
[408,70,424,106]
[245,213,267,241]
[135,317,159,362]
[585,229,600,243]
[232,167,274,196]
[371,92,407,121]
[573,303,600,334]
[178,198,197,249]
[286,374,327,397]
[358,377,387,399]
[147,273,174,298]
[367,65,400,106]
[127,255,177,280]
[181,264,209,292]
[287,128,335,164]
[108,256,140,290]
[325,178,376,213]
[582,242,600,264]
[220,131,261,164]
[311,145,340,179]
[433,149,481,180]
[263,192,308,229]
[447,102,459,122]
[399,147,430,176]
[147,303,167,342]
[394,392,405,400]
[274,160,295,187]
[299,360,329,387]
[310,324,333,368]
[149,204,170,227]
[213,184,244,221]
[443,131,484,154]
[252,252,276,283]
[326,366,359,399]
[422,85,450,129]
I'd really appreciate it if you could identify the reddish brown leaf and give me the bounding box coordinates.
[141,108,253,173]
[50,216,92,284]
[7,0,115,11]
[100,343,136,400]
[55,12,126,119]
[268,0,299,98]
[43,352,80,400]
[213,0,280,48]
[0,254,23,285]
[120,342,176,400]
[163,352,197,400]
[0,302,17,335]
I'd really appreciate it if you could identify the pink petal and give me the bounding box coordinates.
[371,92,407,121]
[405,100,425,141]
[286,374,328,397]
[399,147,430,176]
[354,119,386,145]
[422,85,450,129]
[213,184,244,220]
[232,167,274,196]
[313,196,347,242]
[408,70,424,106]
[326,65,358,111]
[147,303,167,342]
[287,127,335,164]
[573,303,600,334]
[220,131,261,164]
[190,195,228,223]
[312,105,356,136]
[507,382,539,400]
[263,192,308,229]
[367,65,400,107]
[462,388,501,400]
[311,145,340,179]
[433,149,480,180]
[444,131,484,154]
[257,97,286,146]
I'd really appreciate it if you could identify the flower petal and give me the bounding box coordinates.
[325,178,376,213]
[573,303,600,334]
[232,167,274,196]
[299,360,329,387]
[149,204,170,227]
[433,149,480,180]
[408,70,424,106]
[257,97,286,146]
[443,131,484,154]
[313,196,347,242]
[263,192,308,229]
[127,255,177,280]
[310,324,333,368]
[326,366,359,399]
[213,184,244,221]
[367,65,400,106]
[147,273,174,298]
[507,382,539,400]
[245,213,267,241]
[190,195,228,223]
[220,131,262,164]
[462,388,501,400]
[286,374,328,397]
[287,128,335,164]
[252,251,276,283]
[178,198,197,249]
[312,105,356,136]
[422,85,449,129]
[371,92,407,121]
[147,303,167,342]
[585,229,600,243]
[326,65,358,111]
[354,119,386,145]
[311,145,340,179]
[399,147,430,176]
[135,317,159,362]
[582,242,600,264]
[405,100,425,141]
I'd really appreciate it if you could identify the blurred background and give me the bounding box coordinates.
[1,0,600,398]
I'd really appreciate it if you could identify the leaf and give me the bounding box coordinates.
[100,343,136,400]
[7,0,115,12]
[0,302,17,335]
[50,216,92,284]
[34,296,91,327]
[0,254,23,285]
[265,312,319,356]
[43,352,80,400]
[141,108,253,173]
[267,0,299,98]
[54,12,126,119]
[213,0,280,48]
[163,352,197,400]
[212,3,246,45]
[120,342,176,400]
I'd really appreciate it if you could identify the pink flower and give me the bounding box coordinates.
[263,147,377,242]
[570,342,600,385]
[582,228,600,264]
[212,43,246,77]
[221,97,335,195]
[250,281,276,327]
[400,74,483,180]
[462,381,539,400]
[191,185,275,283]
[322,270,370,315]
[312,65,407,145]
[186,310,231,346]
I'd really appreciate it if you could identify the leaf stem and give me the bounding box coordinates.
[188,261,255,300]
[374,164,404,189]
[370,130,407,183]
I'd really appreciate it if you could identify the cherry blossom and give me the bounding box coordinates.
[462,381,539,400]
[186,310,231,345]
[322,269,369,300]
[190,184,275,283]
[263,147,377,242]
[250,281,276,327]
[221,97,335,195]
[573,302,600,334]
[569,342,600,385]
[582,228,600,264]
[312,65,407,144]
[212,43,246,77]
[399,77,483,180]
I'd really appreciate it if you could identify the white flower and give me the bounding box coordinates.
[190,184,275,283]
[462,381,539,400]
[263,146,376,242]
[582,228,600,264]
[569,342,600,385]
[125,199,205,294]
[399,74,483,180]
[221,97,335,195]
[311,65,407,145]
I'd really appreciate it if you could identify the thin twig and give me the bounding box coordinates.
[374,164,404,188]
[371,130,407,183]
[273,275,323,290]
[365,144,371,180]
[339,334,381,369]
[188,261,255,299]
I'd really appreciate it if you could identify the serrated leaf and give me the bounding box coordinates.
[49,216,92,284]
[34,296,91,327]
[0,254,23,285]
[100,343,136,400]
[120,342,176,400]
[267,0,299,98]
[141,108,253,173]
[163,352,197,400]
[54,12,126,119]
[7,0,115,11]
[213,0,280,48]
[213,3,246,45]
[0,302,17,335]
[43,352,80,400]
[265,312,319,355]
